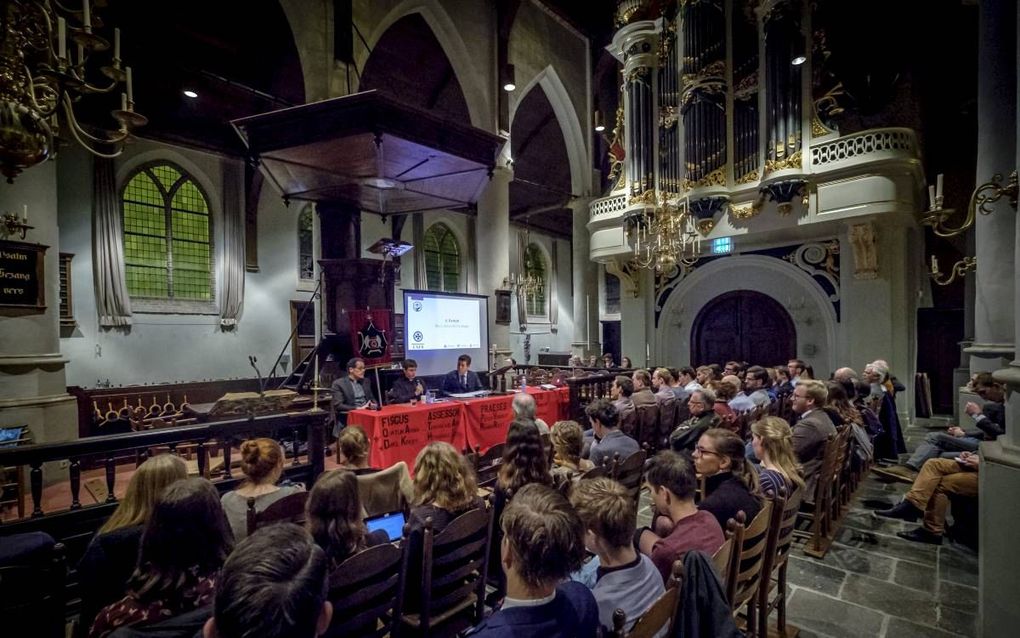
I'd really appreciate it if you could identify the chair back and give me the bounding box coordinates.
[711,535,734,584]
[0,542,66,638]
[246,491,309,536]
[609,560,684,638]
[474,444,505,486]
[611,449,648,506]
[407,506,493,635]
[579,463,611,481]
[357,461,413,518]
[618,406,637,438]
[725,501,774,612]
[635,404,659,449]
[810,434,841,508]
[326,541,404,638]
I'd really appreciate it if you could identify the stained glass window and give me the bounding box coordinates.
[122,163,212,300]
[524,243,547,317]
[423,223,460,292]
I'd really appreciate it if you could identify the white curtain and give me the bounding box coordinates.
[92,158,132,327]
[549,240,558,328]
[219,161,245,327]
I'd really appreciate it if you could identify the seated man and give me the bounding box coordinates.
[652,368,678,406]
[387,358,426,404]
[743,366,775,407]
[441,354,483,394]
[512,392,549,434]
[611,375,636,433]
[331,358,376,436]
[203,524,331,638]
[586,398,640,467]
[874,374,1004,483]
[467,484,599,637]
[637,451,724,583]
[874,453,980,545]
[570,478,664,633]
[790,380,836,501]
[630,369,657,408]
[668,389,718,453]
[676,366,701,396]
[723,374,755,412]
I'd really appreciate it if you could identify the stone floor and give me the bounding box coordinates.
[637,424,980,638]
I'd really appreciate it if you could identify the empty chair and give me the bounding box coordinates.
[246,490,310,536]
[325,541,405,638]
[399,507,493,636]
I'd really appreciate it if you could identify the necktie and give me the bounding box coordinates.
[462,375,467,388]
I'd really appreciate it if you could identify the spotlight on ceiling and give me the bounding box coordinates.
[183,89,199,98]
[501,64,516,92]
[791,55,807,66]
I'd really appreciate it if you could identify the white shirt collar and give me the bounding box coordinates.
[501,591,556,610]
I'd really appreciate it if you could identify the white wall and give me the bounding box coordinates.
[506,226,575,362]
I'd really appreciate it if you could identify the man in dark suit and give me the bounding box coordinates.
[331,357,376,436]
[441,354,483,394]
[630,369,657,408]
[790,379,836,502]
[387,358,425,404]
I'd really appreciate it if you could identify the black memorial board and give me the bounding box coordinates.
[0,240,47,310]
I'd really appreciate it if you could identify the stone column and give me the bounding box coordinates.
[571,197,598,358]
[966,0,1017,374]
[476,166,512,365]
[0,162,78,463]
[979,1,1020,635]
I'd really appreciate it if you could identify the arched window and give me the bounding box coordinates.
[298,206,314,281]
[121,163,212,301]
[524,243,547,317]
[424,223,460,292]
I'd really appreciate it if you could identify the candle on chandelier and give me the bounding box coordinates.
[928,185,936,210]
[83,0,91,29]
[126,67,133,103]
[114,28,121,62]
[120,92,127,111]
[57,17,66,60]
[936,173,944,201]
[23,205,28,223]
[930,255,938,274]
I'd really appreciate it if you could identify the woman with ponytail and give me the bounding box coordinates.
[751,417,806,496]
[220,437,304,539]
[692,428,763,528]
[306,469,387,567]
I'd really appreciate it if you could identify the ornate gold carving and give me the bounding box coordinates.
[681,167,727,192]
[735,169,760,185]
[606,106,626,189]
[811,114,832,137]
[848,223,878,280]
[729,200,761,220]
[659,105,678,128]
[764,150,803,175]
[697,219,715,235]
[629,189,657,205]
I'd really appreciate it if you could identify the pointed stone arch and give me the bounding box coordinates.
[511,65,589,197]
[357,0,488,129]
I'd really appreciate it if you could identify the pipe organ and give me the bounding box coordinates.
[609,0,811,232]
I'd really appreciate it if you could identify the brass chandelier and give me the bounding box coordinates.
[0,0,146,183]
[626,196,701,274]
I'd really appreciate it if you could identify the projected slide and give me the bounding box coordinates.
[406,296,481,350]
[403,291,489,377]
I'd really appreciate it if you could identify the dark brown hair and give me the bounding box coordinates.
[498,419,552,494]
[501,484,586,588]
[305,469,367,567]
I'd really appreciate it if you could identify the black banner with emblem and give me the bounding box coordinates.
[0,240,47,310]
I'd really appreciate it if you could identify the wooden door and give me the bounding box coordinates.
[691,291,796,367]
[290,301,316,368]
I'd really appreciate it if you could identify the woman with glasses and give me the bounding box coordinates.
[669,388,719,453]
[692,428,762,529]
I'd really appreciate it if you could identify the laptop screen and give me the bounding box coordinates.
[365,511,406,542]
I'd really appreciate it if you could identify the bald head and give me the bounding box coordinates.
[833,367,858,383]
[512,392,537,420]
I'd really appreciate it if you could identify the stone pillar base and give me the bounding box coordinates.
[979,440,1020,636]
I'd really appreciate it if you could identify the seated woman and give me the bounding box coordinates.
[221,437,305,539]
[693,428,762,529]
[550,420,594,484]
[306,469,388,568]
[336,426,377,474]
[709,380,738,432]
[88,478,233,638]
[77,455,187,637]
[750,417,806,497]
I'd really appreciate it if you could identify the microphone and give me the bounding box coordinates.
[248,355,265,397]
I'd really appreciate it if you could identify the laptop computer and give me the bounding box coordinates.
[364,510,407,542]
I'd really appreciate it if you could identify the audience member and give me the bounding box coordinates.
[305,469,387,568]
[695,366,713,386]
[750,417,805,496]
[512,391,550,434]
[630,369,656,408]
[610,375,636,432]
[824,380,861,428]
[467,484,598,637]
[335,426,376,474]
[550,420,594,482]
[204,524,331,638]
[774,367,793,396]
[710,380,738,430]
[864,360,906,460]
[602,353,616,369]
[77,455,188,638]
[221,438,305,540]
[724,361,745,377]
[637,451,724,583]
[669,388,719,453]
[585,398,640,467]
[621,356,633,369]
[677,366,701,396]
[90,478,233,638]
[790,380,837,502]
[570,478,664,632]
[875,453,980,545]
[724,374,755,412]
[652,368,677,405]
[693,429,762,529]
[744,366,775,406]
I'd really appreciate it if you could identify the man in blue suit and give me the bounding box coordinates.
[441,353,483,394]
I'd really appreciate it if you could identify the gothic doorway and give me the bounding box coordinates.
[691,290,796,367]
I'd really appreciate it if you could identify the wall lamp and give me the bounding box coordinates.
[921,170,1018,238]
[501,64,516,92]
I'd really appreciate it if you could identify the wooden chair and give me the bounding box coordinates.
[794,433,841,558]
[635,404,659,449]
[608,560,684,638]
[618,406,637,438]
[723,501,774,636]
[246,490,310,536]
[579,463,611,481]
[326,538,405,638]
[610,449,648,507]
[399,507,493,637]
[357,461,414,518]
[757,486,804,638]
[0,541,66,638]
[469,444,505,487]
[711,534,734,586]
[655,398,678,451]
